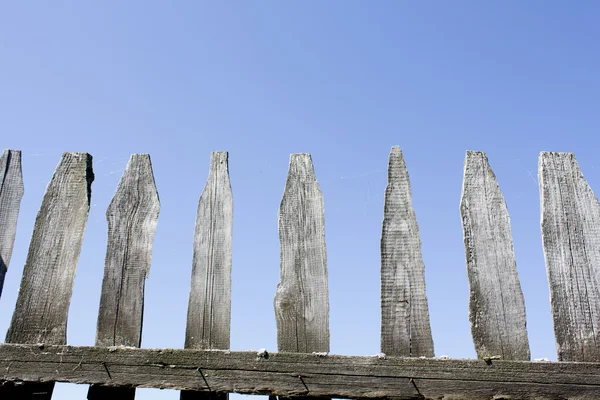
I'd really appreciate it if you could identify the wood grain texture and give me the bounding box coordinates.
[381,146,434,357]
[5,152,93,344]
[94,154,160,347]
[88,154,160,399]
[0,149,24,298]
[182,152,232,400]
[275,154,329,354]
[460,151,530,361]
[2,152,93,399]
[539,152,600,362]
[185,151,233,351]
[2,344,600,399]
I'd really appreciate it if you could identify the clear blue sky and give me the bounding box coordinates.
[1,1,599,398]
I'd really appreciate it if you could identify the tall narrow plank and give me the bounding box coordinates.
[88,154,160,400]
[2,152,93,399]
[182,151,232,400]
[539,152,600,362]
[460,151,530,361]
[275,153,329,400]
[275,153,329,354]
[381,146,434,357]
[0,149,24,298]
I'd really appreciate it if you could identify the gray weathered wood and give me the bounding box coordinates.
[183,151,232,400]
[460,151,530,361]
[1,344,600,399]
[539,152,600,362]
[88,154,160,399]
[95,154,160,347]
[2,152,93,399]
[0,149,24,298]
[275,153,329,353]
[275,154,328,400]
[185,151,233,350]
[381,146,434,358]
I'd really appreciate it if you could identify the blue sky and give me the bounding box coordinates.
[1,1,600,398]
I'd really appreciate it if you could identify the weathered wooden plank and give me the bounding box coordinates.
[0,149,24,298]
[2,152,93,399]
[1,344,600,399]
[275,154,328,400]
[185,151,233,350]
[182,151,232,400]
[381,146,434,358]
[95,154,160,347]
[275,154,329,354]
[539,152,600,362]
[88,154,160,399]
[460,151,530,361]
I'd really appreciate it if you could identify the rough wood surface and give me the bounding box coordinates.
[275,153,329,354]
[0,149,24,298]
[1,344,600,399]
[88,154,160,399]
[381,146,434,357]
[460,151,530,361]
[2,152,93,399]
[183,151,232,400]
[539,152,600,362]
[185,151,233,350]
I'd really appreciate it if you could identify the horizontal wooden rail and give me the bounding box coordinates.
[1,344,600,399]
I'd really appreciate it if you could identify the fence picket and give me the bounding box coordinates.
[0,149,24,298]
[2,152,93,399]
[380,146,434,357]
[275,153,328,400]
[181,152,233,400]
[460,151,530,361]
[539,152,600,362]
[275,153,329,353]
[88,154,160,399]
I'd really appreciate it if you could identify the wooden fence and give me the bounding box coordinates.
[0,147,600,399]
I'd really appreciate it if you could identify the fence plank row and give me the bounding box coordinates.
[460,151,530,361]
[182,151,233,400]
[0,149,24,298]
[2,152,93,399]
[88,154,160,399]
[381,146,434,357]
[539,152,600,362]
[1,344,600,399]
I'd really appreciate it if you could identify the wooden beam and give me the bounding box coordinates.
[0,344,599,399]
